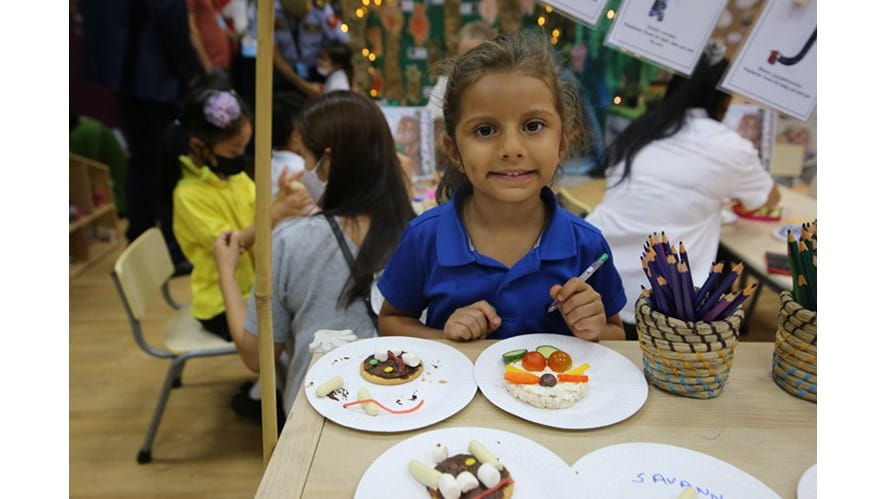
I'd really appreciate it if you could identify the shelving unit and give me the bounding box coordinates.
[70,153,121,277]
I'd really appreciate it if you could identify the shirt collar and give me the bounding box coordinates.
[179,155,227,187]
[272,150,303,163]
[687,108,709,119]
[436,185,576,266]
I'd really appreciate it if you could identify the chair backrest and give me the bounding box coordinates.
[113,228,175,321]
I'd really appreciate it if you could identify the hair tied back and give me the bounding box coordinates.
[203,91,242,128]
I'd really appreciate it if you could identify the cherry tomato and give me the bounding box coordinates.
[547,351,573,372]
[521,351,546,371]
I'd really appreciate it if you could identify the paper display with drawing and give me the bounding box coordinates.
[546,0,608,27]
[720,0,817,120]
[604,0,728,75]
[379,106,436,180]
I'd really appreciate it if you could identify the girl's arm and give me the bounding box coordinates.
[238,171,314,250]
[214,231,284,371]
[379,301,441,339]
[272,44,323,97]
[379,300,502,342]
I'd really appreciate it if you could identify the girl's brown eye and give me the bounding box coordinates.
[474,125,495,137]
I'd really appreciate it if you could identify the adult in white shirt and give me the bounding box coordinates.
[585,42,780,338]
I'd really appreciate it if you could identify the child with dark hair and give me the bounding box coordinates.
[167,88,312,342]
[586,41,780,337]
[270,92,325,205]
[213,91,416,413]
[378,31,627,342]
[281,42,354,97]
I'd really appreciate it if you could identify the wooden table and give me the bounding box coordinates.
[719,185,816,292]
[257,340,816,498]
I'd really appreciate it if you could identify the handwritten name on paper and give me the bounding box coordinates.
[631,472,725,499]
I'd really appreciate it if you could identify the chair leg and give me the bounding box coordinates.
[171,361,186,388]
[137,355,188,464]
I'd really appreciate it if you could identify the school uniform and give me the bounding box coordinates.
[378,186,626,339]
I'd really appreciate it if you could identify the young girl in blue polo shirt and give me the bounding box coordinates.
[377,32,627,342]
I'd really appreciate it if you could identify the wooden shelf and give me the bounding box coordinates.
[69,238,122,278]
[70,154,120,277]
[69,203,114,233]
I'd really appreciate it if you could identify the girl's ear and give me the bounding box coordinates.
[188,137,205,154]
[441,133,462,167]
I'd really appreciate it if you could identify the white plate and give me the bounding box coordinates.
[474,333,648,429]
[355,426,588,498]
[573,442,779,498]
[303,336,476,432]
[797,463,816,499]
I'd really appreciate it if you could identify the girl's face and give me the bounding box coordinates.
[210,120,252,160]
[294,132,331,181]
[446,72,564,206]
[316,52,338,76]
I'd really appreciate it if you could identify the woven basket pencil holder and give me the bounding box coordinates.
[636,297,743,399]
[772,291,817,402]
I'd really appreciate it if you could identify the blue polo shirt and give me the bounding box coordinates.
[378,186,627,339]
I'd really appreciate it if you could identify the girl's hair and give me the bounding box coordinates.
[157,88,251,205]
[435,30,587,202]
[321,43,354,89]
[296,91,416,306]
[604,50,731,185]
[272,92,308,149]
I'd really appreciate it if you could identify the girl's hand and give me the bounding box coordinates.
[442,300,501,341]
[272,170,313,223]
[550,278,607,341]
[213,230,243,277]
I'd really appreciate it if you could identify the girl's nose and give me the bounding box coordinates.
[499,130,526,159]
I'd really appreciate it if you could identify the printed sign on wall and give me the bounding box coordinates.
[546,0,608,27]
[720,0,817,120]
[604,0,728,75]
[380,107,435,180]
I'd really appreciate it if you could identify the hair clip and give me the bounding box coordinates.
[703,40,726,66]
[203,91,241,128]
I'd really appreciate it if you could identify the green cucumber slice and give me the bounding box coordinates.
[502,349,528,364]
[535,345,560,359]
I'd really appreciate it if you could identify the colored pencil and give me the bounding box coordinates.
[694,262,723,310]
[679,241,694,289]
[699,262,743,315]
[702,292,736,322]
[678,262,695,321]
[716,282,757,320]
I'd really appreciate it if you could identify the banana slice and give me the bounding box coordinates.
[408,459,441,489]
[314,376,344,397]
[357,387,378,416]
[468,440,502,470]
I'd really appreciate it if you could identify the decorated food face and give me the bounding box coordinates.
[361,349,424,385]
[409,440,515,499]
[501,346,589,409]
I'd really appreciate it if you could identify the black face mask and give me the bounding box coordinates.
[211,154,247,176]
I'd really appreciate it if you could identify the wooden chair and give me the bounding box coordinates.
[110,228,237,463]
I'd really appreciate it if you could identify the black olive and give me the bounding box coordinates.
[539,373,557,387]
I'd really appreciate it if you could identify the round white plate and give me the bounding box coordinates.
[473,333,648,429]
[355,426,588,498]
[303,336,476,432]
[573,442,779,498]
[797,463,816,499]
